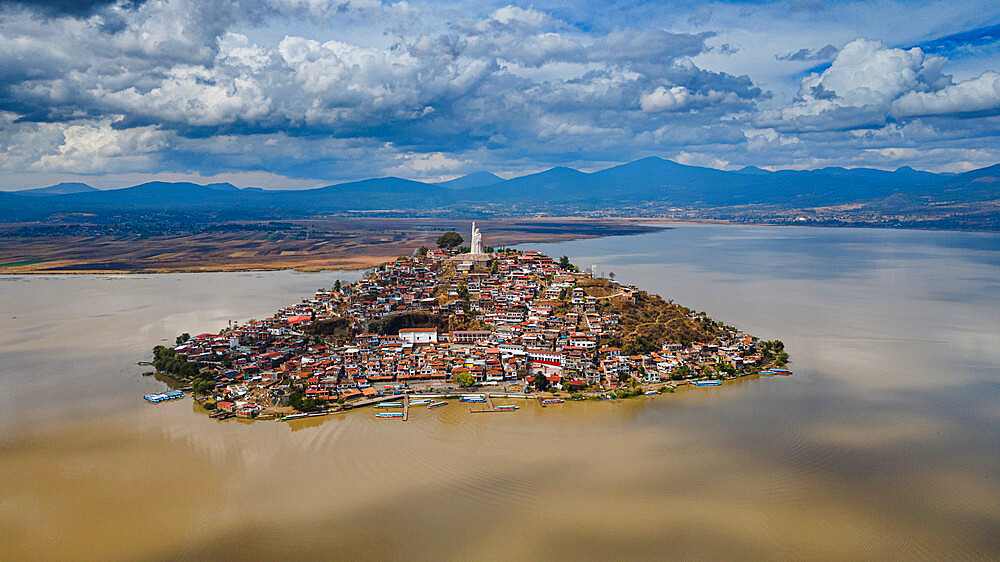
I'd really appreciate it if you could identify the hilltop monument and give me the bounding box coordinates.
[471,222,483,254]
[448,222,492,264]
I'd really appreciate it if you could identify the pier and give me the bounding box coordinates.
[346,394,409,409]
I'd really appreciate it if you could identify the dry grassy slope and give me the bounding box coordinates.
[581,278,722,347]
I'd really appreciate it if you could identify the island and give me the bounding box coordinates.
[149,224,790,420]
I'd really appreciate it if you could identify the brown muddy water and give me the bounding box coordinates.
[1,224,999,560]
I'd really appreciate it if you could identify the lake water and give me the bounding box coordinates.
[1,224,998,559]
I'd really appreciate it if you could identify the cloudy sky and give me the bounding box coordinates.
[2,0,999,189]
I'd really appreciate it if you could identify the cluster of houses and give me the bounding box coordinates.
[171,246,766,416]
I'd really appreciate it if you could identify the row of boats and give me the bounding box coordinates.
[143,390,184,403]
[375,399,449,417]
[376,396,523,417]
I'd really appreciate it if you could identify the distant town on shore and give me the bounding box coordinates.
[148,224,790,420]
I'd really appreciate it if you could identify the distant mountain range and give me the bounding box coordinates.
[2,158,997,221]
[14,182,100,196]
[434,171,503,189]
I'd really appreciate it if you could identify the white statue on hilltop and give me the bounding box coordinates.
[471,222,483,254]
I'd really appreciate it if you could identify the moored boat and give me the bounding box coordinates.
[494,405,519,410]
[143,389,184,403]
[542,398,564,404]
[427,401,447,409]
[375,412,404,418]
[644,390,658,395]
[375,402,404,408]
[693,380,722,386]
[409,399,432,406]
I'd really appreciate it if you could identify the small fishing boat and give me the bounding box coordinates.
[693,380,722,386]
[376,412,404,418]
[375,402,404,408]
[460,396,486,403]
[644,390,658,395]
[542,398,564,404]
[427,401,447,409]
[771,369,792,375]
[409,399,432,406]
[494,405,519,411]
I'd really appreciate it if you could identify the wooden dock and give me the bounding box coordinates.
[402,394,409,421]
[345,394,409,409]
[470,393,500,414]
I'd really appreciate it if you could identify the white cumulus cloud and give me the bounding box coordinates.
[892,71,1000,117]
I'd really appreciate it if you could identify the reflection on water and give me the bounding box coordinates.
[1,225,999,559]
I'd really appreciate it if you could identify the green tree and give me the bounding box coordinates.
[775,351,790,367]
[534,372,550,391]
[451,371,476,387]
[192,378,216,395]
[558,255,574,270]
[288,388,325,412]
[175,333,191,344]
[437,231,464,250]
[416,246,429,256]
[334,279,342,291]
[608,272,615,281]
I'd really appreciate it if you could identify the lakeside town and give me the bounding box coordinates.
[149,223,790,420]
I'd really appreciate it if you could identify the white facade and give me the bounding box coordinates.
[398,328,438,344]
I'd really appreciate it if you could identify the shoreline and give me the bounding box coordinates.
[181,369,792,424]
[8,217,993,276]
[150,243,791,422]
[0,216,668,275]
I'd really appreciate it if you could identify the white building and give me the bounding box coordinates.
[397,327,438,344]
